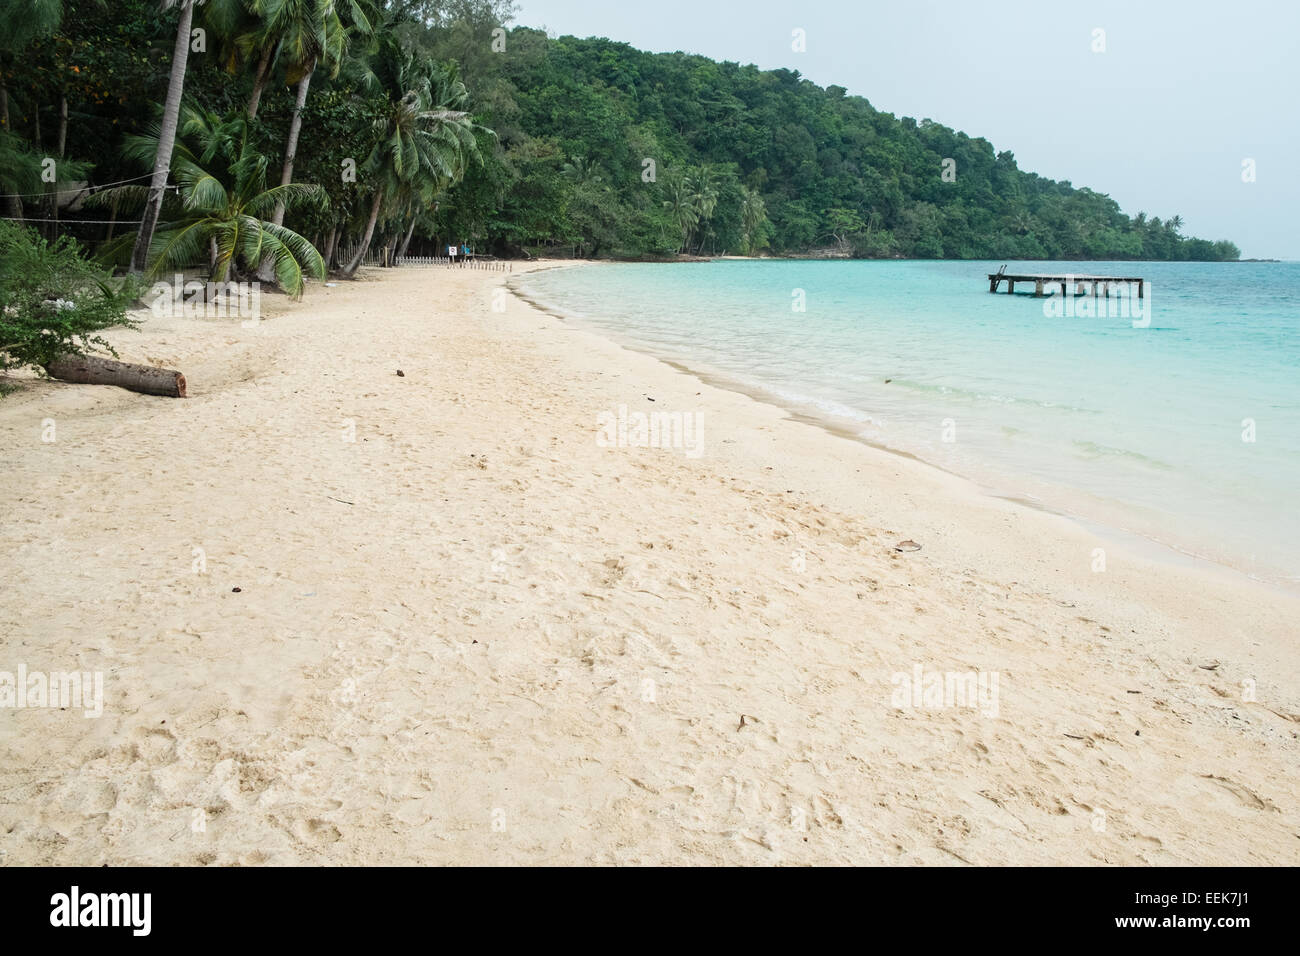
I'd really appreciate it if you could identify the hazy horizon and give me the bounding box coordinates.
[514,0,1298,260]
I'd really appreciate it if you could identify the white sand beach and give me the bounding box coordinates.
[1,261,1297,865]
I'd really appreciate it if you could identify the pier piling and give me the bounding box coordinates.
[987,269,1145,300]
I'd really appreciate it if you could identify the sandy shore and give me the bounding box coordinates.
[1,261,1297,866]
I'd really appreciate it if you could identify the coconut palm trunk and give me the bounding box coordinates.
[270,67,313,227]
[342,190,383,277]
[104,193,119,240]
[56,93,67,157]
[246,43,274,120]
[47,94,68,238]
[323,223,338,270]
[130,0,195,276]
[398,216,417,258]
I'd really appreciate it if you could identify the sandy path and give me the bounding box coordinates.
[1,262,1296,865]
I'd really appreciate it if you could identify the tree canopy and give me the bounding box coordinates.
[437,29,1238,260]
[0,2,1240,271]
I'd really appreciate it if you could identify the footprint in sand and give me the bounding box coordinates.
[1199,774,1279,812]
[132,726,178,767]
[293,818,342,844]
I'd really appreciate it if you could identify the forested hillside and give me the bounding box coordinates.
[2,0,1239,269]
[445,29,1238,260]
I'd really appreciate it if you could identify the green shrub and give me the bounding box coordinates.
[0,222,139,386]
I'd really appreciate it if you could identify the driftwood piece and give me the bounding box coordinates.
[45,354,187,398]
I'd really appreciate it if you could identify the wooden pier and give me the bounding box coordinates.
[987,267,1143,298]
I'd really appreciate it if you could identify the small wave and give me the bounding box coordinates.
[764,386,880,425]
[509,279,588,321]
[1071,440,1173,469]
[891,379,1099,413]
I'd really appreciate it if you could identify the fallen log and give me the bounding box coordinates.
[45,354,187,398]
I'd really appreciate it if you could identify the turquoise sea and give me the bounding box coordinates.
[517,260,1300,587]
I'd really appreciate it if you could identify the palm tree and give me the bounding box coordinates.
[210,0,288,121]
[270,0,371,228]
[560,155,615,257]
[272,0,333,204]
[340,50,483,277]
[739,186,767,255]
[689,165,722,254]
[199,0,269,117]
[101,110,325,296]
[1008,207,1034,236]
[691,165,721,220]
[129,0,198,276]
[206,0,337,122]
[561,155,602,188]
[662,175,698,254]
[396,199,438,259]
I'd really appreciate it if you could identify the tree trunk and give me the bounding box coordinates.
[105,194,120,240]
[26,93,50,237]
[257,65,314,283]
[49,94,68,238]
[45,354,187,398]
[130,0,195,276]
[398,216,417,259]
[247,43,274,120]
[323,223,338,271]
[56,94,67,158]
[341,191,383,277]
[271,67,313,227]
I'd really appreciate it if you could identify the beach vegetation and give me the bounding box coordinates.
[338,29,485,275]
[94,109,326,296]
[0,221,139,385]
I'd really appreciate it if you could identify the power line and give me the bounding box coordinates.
[0,171,158,200]
[0,217,143,224]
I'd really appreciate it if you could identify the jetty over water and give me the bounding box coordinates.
[987,266,1144,298]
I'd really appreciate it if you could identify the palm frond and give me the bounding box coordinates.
[244,181,325,218]
[146,218,216,279]
[84,184,151,213]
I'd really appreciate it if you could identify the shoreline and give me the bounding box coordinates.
[2,261,1297,865]
[509,264,1298,598]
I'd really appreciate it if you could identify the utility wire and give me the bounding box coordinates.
[0,171,159,200]
[0,217,144,224]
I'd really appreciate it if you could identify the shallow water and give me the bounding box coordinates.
[518,259,1300,585]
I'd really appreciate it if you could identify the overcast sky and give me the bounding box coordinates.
[512,0,1298,259]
